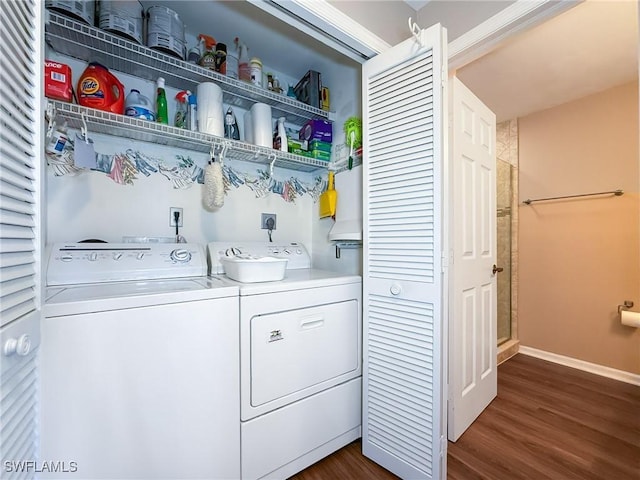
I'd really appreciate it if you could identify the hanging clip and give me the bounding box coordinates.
[408,17,423,47]
[219,142,229,167]
[80,112,89,143]
[46,103,56,140]
[268,153,277,178]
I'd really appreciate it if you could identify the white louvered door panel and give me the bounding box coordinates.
[0,0,43,478]
[362,25,446,480]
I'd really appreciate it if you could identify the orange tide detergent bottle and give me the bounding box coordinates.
[77,62,125,114]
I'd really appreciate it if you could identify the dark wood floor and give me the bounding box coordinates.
[290,354,640,479]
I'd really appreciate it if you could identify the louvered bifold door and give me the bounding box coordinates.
[0,0,43,478]
[362,25,446,480]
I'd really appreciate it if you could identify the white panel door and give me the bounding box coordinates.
[448,76,497,442]
[362,25,447,480]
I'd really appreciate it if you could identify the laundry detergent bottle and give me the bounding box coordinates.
[77,62,125,114]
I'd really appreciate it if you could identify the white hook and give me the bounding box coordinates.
[269,153,276,178]
[408,17,422,47]
[219,143,228,167]
[81,112,89,143]
[46,103,56,139]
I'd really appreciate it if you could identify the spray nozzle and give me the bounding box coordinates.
[198,34,216,50]
[234,37,248,54]
[175,90,191,103]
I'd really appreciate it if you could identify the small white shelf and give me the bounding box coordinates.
[44,10,332,126]
[49,101,329,172]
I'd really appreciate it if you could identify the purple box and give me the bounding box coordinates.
[299,119,332,143]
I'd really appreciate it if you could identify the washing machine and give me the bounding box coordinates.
[207,242,362,480]
[40,243,240,480]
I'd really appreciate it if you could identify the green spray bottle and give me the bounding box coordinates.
[156,77,168,124]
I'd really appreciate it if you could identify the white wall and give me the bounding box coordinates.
[45,153,315,247]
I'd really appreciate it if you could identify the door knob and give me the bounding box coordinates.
[492,264,504,275]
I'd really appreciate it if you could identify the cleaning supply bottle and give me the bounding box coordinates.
[174,90,189,128]
[198,34,217,71]
[156,77,168,124]
[125,89,155,121]
[226,45,238,80]
[235,37,250,82]
[188,93,197,131]
[214,42,227,74]
[224,107,240,140]
[77,62,125,114]
[249,57,262,88]
[187,36,204,64]
[273,117,287,152]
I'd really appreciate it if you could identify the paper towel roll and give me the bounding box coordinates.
[250,103,272,148]
[621,310,640,328]
[197,82,223,136]
[243,110,253,144]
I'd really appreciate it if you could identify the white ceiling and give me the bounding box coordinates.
[456,0,639,121]
[404,0,431,11]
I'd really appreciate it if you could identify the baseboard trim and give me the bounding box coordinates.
[519,346,640,386]
[497,339,520,365]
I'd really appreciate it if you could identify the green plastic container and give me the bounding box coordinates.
[308,139,332,153]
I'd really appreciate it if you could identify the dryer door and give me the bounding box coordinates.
[250,299,359,407]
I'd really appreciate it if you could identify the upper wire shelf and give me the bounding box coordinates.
[48,101,329,173]
[44,10,332,126]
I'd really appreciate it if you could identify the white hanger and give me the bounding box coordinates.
[408,17,424,48]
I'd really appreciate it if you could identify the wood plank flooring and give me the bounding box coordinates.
[290,354,640,479]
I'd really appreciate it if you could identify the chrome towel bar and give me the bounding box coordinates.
[523,189,623,205]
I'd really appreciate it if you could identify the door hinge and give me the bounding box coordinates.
[440,435,446,457]
[441,251,451,272]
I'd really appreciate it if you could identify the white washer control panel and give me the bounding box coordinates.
[207,242,311,274]
[46,243,206,286]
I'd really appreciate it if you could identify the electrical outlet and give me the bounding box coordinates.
[170,207,183,227]
[261,213,276,230]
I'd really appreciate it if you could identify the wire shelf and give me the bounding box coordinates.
[44,11,331,126]
[48,101,329,173]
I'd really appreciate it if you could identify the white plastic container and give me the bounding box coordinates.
[220,256,287,283]
[46,0,95,25]
[124,89,155,121]
[249,57,263,88]
[98,0,144,45]
[146,5,185,59]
